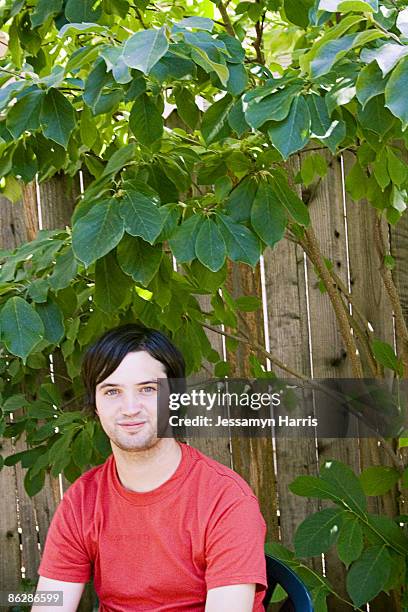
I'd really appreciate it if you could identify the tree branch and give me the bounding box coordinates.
[217,1,236,38]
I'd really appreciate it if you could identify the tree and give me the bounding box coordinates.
[0,0,408,609]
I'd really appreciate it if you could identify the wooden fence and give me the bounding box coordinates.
[1,150,407,611]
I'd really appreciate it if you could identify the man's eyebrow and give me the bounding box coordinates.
[97,380,159,389]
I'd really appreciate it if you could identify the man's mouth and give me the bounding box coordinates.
[118,421,146,428]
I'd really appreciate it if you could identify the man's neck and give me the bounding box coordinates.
[112,438,182,493]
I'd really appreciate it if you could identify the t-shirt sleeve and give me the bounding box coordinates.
[204,493,267,592]
[38,492,92,583]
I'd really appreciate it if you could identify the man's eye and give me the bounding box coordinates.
[105,389,119,396]
[142,386,156,393]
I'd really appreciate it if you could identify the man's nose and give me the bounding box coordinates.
[121,391,144,415]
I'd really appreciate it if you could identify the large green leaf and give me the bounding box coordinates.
[117,234,163,286]
[94,250,133,313]
[72,427,93,468]
[195,218,226,272]
[357,95,395,139]
[356,62,387,109]
[311,33,357,78]
[270,173,310,226]
[119,185,163,244]
[0,296,44,361]
[40,89,76,149]
[360,465,400,496]
[385,56,408,125]
[337,515,364,566]
[168,215,203,263]
[284,0,314,27]
[35,300,65,344]
[48,246,78,291]
[217,214,261,266]
[320,460,367,514]
[251,180,287,247]
[65,0,102,22]
[362,42,408,77]
[346,545,391,607]
[289,475,341,501]
[306,94,331,137]
[268,96,310,160]
[201,94,233,145]
[72,199,124,267]
[294,508,344,557]
[245,84,302,130]
[225,175,258,222]
[174,87,199,130]
[6,90,44,138]
[371,338,401,373]
[123,27,169,74]
[129,94,163,147]
[31,0,63,28]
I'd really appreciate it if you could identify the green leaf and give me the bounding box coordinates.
[284,0,314,28]
[72,428,93,467]
[174,87,199,130]
[235,296,262,312]
[119,185,163,244]
[217,214,261,266]
[226,62,248,96]
[168,215,203,263]
[356,62,387,109]
[129,94,163,147]
[360,466,400,496]
[6,89,44,138]
[345,162,368,200]
[123,27,168,74]
[270,173,310,226]
[346,545,391,607]
[362,42,408,77]
[24,467,46,497]
[228,98,250,137]
[0,297,44,361]
[65,0,102,22]
[31,0,63,28]
[195,218,226,272]
[357,95,394,139]
[307,94,332,137]
[201,94,233,145]
[385,56,408,125]
[337,515,364,566]
[387,148,407,187]
[35,300,65,344]
[117,234,162,286]
[94,250,133,313]
[178,16,214,30]
[372,338,402,374]
[294,508,343,557]
[48,246,78,291]
[311,33,357,78]
[268,96,310,160]
[40,88,76,149]
[245,84,302,129]
[225,176,258,223]
[190,46,229,87]
[72,199,124,267]
[251,180,287,247]
[320,460,367,514]
[289,475,341,501]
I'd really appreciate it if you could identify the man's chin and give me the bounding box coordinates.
[112,434,159,452]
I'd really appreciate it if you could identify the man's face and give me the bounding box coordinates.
[95,350,167,452]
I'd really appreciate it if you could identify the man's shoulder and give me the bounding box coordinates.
[186,444,256,499]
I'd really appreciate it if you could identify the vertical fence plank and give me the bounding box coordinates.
[263,154,321,575]
[226,262,279,541]
[303,152,359,611]
[0,188,40,591]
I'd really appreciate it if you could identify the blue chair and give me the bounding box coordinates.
[263,554,314,611]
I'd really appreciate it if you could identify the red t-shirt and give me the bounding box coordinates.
[38,442,267,611]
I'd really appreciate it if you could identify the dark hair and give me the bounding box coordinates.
[81,324,185,412]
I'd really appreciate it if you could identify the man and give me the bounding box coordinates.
[33,324,267,611]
